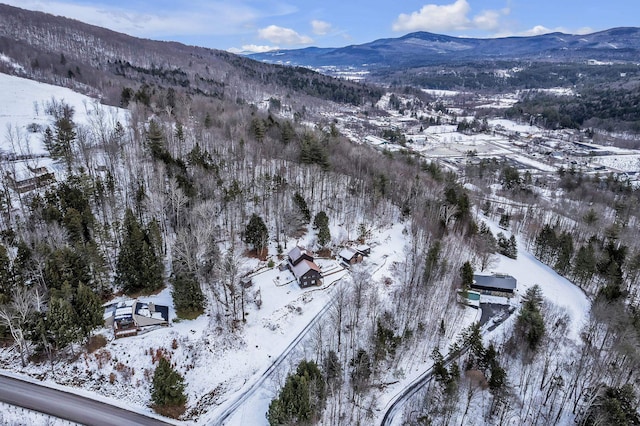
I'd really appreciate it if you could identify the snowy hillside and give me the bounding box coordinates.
[0,72,126,157]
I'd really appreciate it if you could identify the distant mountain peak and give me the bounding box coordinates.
[248,28,640,69]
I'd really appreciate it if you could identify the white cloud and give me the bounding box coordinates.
[311,20,332,35]
[515,25,595,37]
[392,0,510,33]
[393,0,471,32]
[228,44,280,54]
[258,25,313,45]
[473,10,501,31]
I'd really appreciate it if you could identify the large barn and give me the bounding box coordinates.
[472,273,517,296]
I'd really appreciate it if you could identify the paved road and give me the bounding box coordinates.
[380,347,467,426]
[0,374,174,426]
[380,303,515,425]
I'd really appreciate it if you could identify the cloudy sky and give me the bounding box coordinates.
[4,0,634,53]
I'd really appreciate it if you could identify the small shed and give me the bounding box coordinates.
[355,244,371,256]
[240,277,253,288]
[339,247,363,265]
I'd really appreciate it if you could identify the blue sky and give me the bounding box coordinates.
[5,0,636,52]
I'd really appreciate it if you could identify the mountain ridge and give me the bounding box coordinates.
[248,27,640,69]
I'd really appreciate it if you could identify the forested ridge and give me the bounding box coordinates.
[0,4,381,108]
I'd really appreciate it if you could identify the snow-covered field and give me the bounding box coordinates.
[488,118,540,135]
[0,73,125,156]
[592,154,640,172]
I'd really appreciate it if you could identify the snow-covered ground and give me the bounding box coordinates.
[0,73,126,156]
[483,216,590,341]
[220,223,410,425]
[0,70,599,425]
[0,402,79,426]
[421,89,467,97]
[488,119,540,135]
[592,154,640,172]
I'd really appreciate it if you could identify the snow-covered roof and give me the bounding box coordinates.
[288,246,312,264]
[290,259,320,279]
[365,135,388,146]
[134,302,169,322]
[339,248,357,260]
[115,306,133,320]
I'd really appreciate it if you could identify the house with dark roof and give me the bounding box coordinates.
[104,299,170,338]
[472,273,517,296]
[288,246,314,266]
[287,246,322,288]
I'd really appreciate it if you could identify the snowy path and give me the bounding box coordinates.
[212,279,344,425]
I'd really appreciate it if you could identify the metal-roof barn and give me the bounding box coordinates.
[472,273,517,294]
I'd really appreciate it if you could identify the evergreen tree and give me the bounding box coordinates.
[534,224,557,263]
[251,117,266,142]
[171,270,204,319]
[151,357,187,415]
[554,231,574,274]
[293,192,311,224]
[244,214,269,253]
[313,211,331,248]
[573,243,597,284]
[44,246,92,291]
[46,296,81,352]
[323,350,342,391]
[55,108,76,172]
[280,120,295,144]
[43,103,76,171]
[423,240,442,285]
[116,209,164,294]
[312,211,329,230]
[515,285,545,351]
[350,348,372,394]
[267,360,326,425]
[461,322,484,368]
[497,232,517,259]
[74,282,103,340]
[0,244,13,304]
[146,120,166,160]
[582,384,640,426]
[508,235,518,259]
[460,261,474,296]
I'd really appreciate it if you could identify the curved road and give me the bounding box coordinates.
[380,347,468,426]
[380,303,515,425]
[0,374,173,426]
